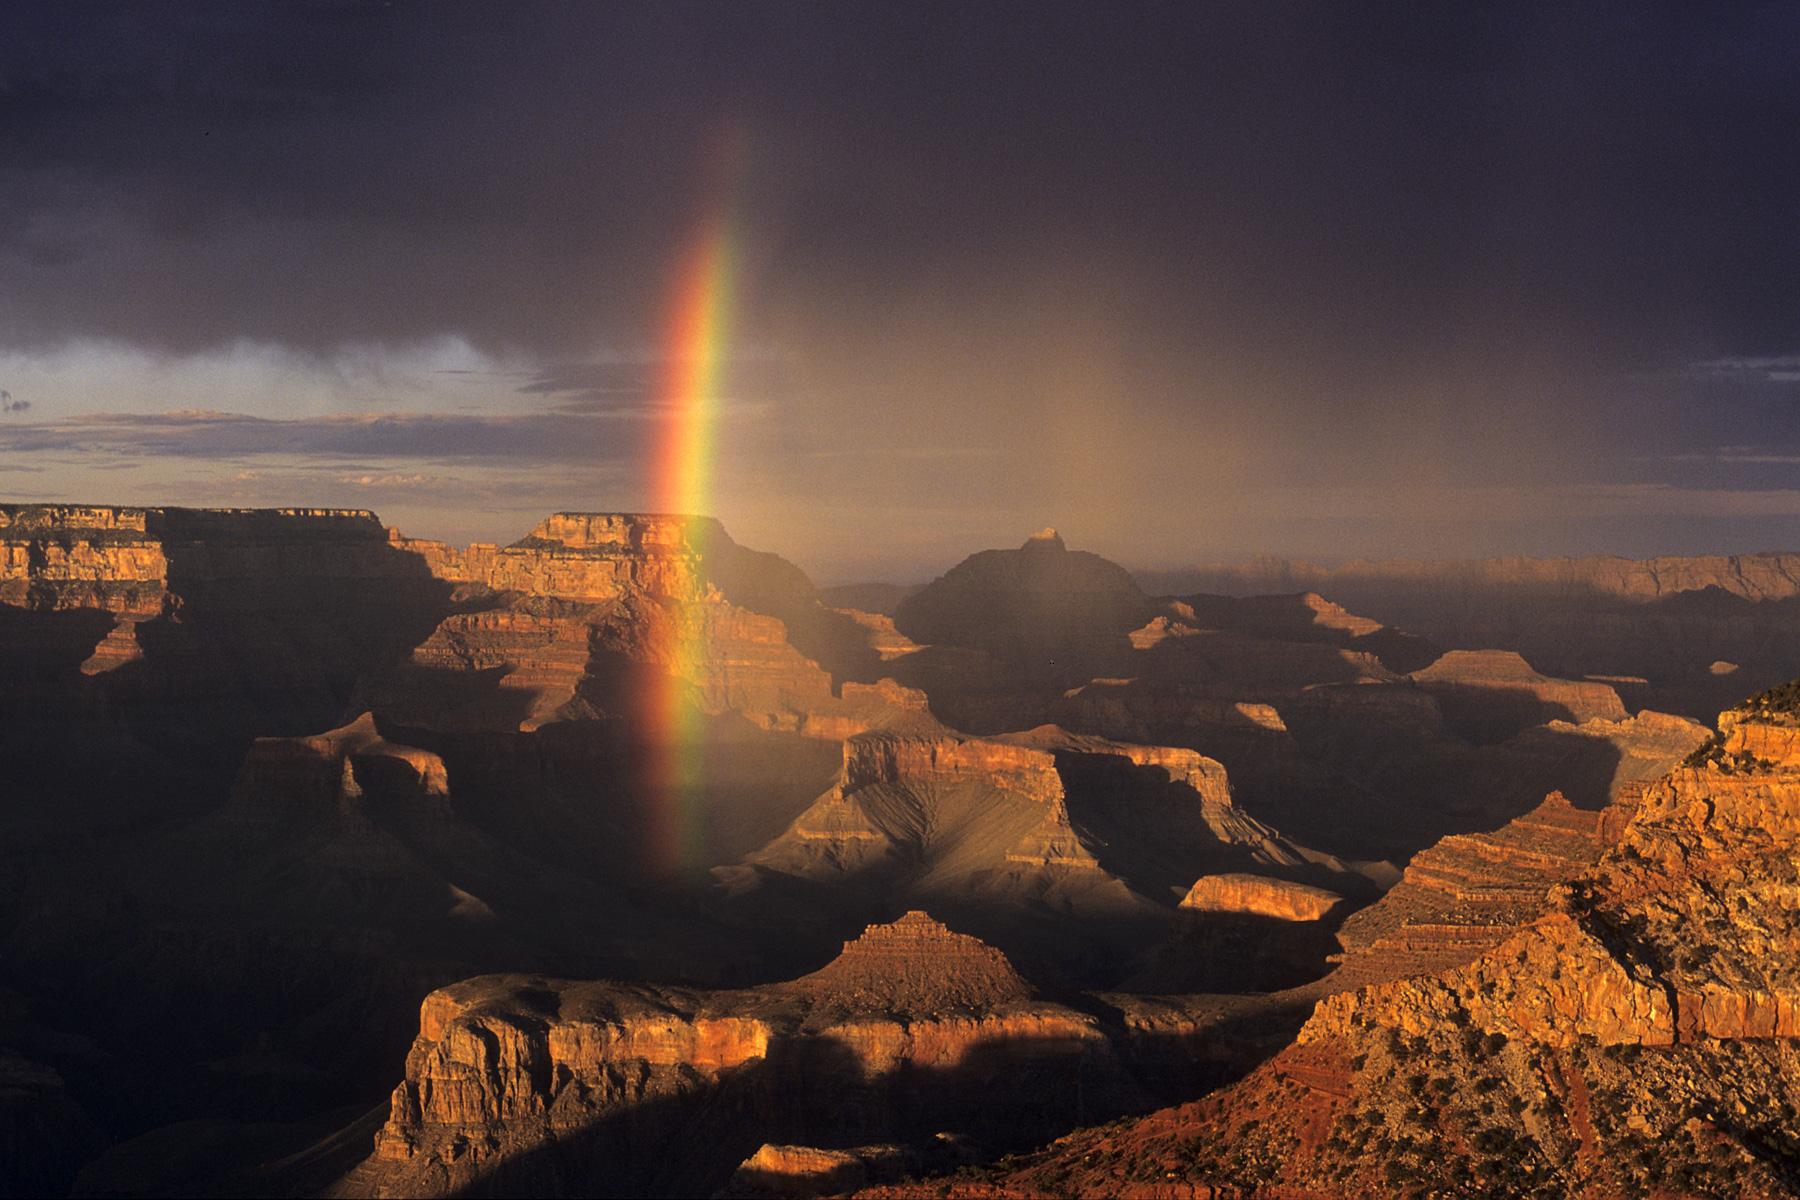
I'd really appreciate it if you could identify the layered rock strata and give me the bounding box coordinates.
[336,913,1121,1197]
[973,696,1800,1197]
[1179,874,1343,922]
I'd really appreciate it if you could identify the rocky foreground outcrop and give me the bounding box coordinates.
[332,913,1131,1198]
[955,692,1800,1197]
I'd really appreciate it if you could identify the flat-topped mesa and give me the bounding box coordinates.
[406,512,719,601]
[150,506,385,541]
[1,504,788,608]
[349,918,1110,1196]
[0,503,153,533]
[375,512,846,734]
[787,911,1034,1011]
[838,731,1064,804]
[0,503,401,615]
[516,511,711,552]
[1179,873,1343,922]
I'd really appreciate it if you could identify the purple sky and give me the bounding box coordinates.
[2,4,1799,582]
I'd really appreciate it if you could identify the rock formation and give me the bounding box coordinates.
[784,911,1035,1011]
[1411,648,1629,741]
[726,1141,917,1197]
[873,536,1695,865]
[0,505,875,1197]
[963,689,1800,1197]
[332,912,1123,1198]
[2,501,1781,1199]
[1323,789,1633,993]
[1179,874,1343,922]
[1153,552,1800,719]
[892,529,1151,662]
[734,715,1364,986]
[1163,550,1800,606]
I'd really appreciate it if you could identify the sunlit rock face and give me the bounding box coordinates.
[1179,873,1342,922]
[374,512,881,736]
[396,512,712,601]
[336,912,1121,1198]
[974,695,1800,1198]
[0,505,873,1197]
[3,501,1780,1199]
[733,712,1369,991]
[0,504,168,614]
[1411,648,1629,742]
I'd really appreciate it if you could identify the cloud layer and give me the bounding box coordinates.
[2,4,1799,578]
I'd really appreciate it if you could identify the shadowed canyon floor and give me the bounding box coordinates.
[1,504,1789,1198]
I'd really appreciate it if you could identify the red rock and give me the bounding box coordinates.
[335,912,1114,1197]
[1178,874,1342,921]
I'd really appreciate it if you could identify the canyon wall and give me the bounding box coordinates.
[336,913,1121,1198]
[977,698,1800,1197]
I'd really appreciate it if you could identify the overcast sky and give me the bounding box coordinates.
[2,3,1799,581]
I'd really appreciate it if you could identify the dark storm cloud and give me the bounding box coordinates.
[3,2,1796,370]
[4,3,1800,569]
[0,407,657,466]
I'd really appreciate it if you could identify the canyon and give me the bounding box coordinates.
[955,690,1800,1197]
[0,503,1789,1197]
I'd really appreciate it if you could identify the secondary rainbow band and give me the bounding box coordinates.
[647,206,737,874]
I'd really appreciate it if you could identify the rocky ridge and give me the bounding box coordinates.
[1153,553,1800,719]
[1168,551,1800,606]
[4,505,1773,1198]
[334,912,1122,1198]
[962,693,1800,1197]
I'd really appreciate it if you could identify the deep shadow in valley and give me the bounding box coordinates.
[408,1016,1305,1200]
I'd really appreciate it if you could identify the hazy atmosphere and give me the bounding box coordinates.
[3,3,1799,580]
[13,9,1800,1199]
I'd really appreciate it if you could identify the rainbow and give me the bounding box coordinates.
[644,173,740,875]
[652,209,737,523]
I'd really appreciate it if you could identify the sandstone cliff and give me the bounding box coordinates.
[1411,649,1629,742]
[969,692,1800,1197]
[334,913,1124,1198]
[735,715,1366,988]
[0,505,877,1198]
[1179,874,1343,922]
